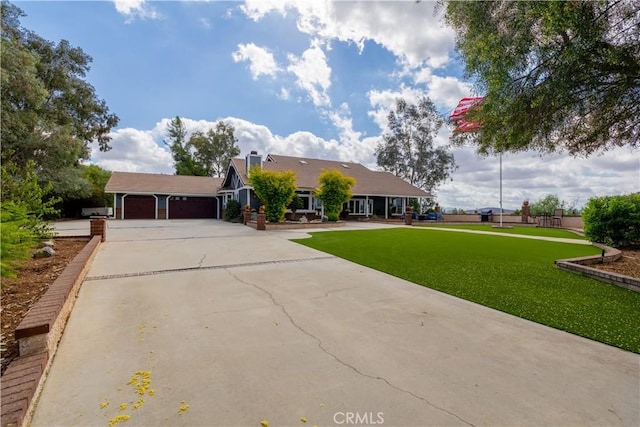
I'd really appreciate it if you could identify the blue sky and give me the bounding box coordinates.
[16,0,639,210]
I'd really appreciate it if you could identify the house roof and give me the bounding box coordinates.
[105,172,223,196]
[227,154,431,198]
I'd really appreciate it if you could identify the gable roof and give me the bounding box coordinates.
[226,154,431,198]
[105,172,223,196]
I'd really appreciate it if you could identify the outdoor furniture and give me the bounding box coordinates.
[551,208,563,227]
[537,213,551,227]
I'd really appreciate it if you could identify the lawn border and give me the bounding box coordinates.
[1,235,102,427]
[555,243,640,293]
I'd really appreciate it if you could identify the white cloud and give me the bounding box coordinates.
[286,41,332,107]
[278,87,290,100]
[326,103,362,146]
[91,127,173,173]
[240,0,454,68]
[367,85,425,131]
[425,75,474,113]
[112,0,159,22]
[232,43,281,80]
[200,17,212,29]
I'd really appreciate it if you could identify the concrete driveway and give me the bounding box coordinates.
[33,220,639,426]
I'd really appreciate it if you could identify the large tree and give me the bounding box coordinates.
[164,116,207,176]
[1,2,119,199]
[442,0,640,156]
[189,122,240,177]
[375,97,456,194]
[165,118,240,177]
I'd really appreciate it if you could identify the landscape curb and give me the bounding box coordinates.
[1,235,102,427]
[555,243,640,292]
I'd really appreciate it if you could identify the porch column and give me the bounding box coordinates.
[365,195,369,216]
[385,197,388,219]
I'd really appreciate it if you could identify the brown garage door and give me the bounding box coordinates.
[169,197,217,219]
[124,195,156,219]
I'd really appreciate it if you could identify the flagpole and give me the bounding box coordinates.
[499,152,503,227]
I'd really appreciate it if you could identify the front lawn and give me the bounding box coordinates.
[417,224,586,240]
[293,228,640,353]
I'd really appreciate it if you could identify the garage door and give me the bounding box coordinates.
[124,195,156,219]
[169,196,217,219]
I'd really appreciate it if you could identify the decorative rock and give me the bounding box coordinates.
[33,247,55,258]
[41,240,55,248]
[299,215,309,223]
[42,246,55,257]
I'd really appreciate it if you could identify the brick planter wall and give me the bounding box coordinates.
[1,235,102,427]
[555,243,640,293]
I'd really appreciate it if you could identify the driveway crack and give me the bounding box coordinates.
[224,269,475,427]
[197,254,207,268]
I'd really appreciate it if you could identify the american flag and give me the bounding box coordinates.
[450,97,484,133]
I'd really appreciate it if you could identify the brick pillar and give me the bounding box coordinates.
[404,207,412,226]
[256,213,266,230]
[243,205,251,225]
[90,218,107,242]
[522,201,530,223]
[257,205,266,230]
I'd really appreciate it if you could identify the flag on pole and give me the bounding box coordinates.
[450,97,484,133]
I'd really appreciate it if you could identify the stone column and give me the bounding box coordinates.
[522,201,530,223]
[90,217,107,242]
[244,204,251,225]
[404,207,412,226]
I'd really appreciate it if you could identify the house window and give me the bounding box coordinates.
[347,199,373,215]
[292,191,312,211]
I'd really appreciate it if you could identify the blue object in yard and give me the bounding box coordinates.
[426,212,443,221]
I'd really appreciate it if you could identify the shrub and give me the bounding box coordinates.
[582,193,640,248]
[224,199,242,221]
[288,195,304,220]
[0,202,36,278]
[249,167,297,222]
[315,169,355,221]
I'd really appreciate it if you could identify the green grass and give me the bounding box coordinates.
[293,228,640,353]
[417,224,586,239]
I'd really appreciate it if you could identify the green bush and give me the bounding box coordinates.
[0,161,59,278]
[582,193,640,248]
[224,199,242,221]
[288,194,304,220]
[0,202,36,278]
[249,167,297,222]
[315,169,355,221]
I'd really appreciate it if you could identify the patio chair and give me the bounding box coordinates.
[550,208,563,227]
